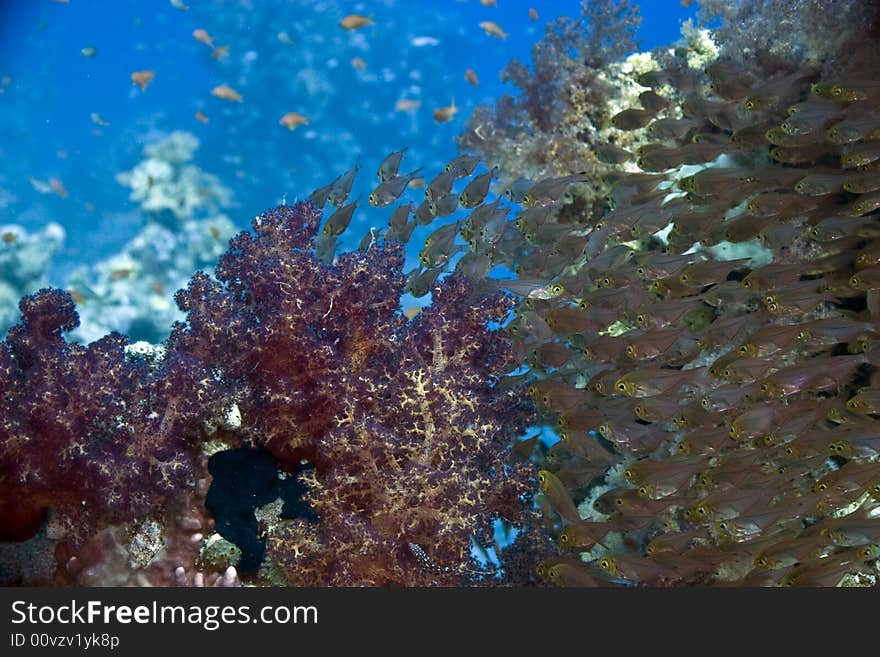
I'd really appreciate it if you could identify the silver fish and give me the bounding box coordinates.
[327,160,361,207]
[368,168,422,207]
[377,147,408,182]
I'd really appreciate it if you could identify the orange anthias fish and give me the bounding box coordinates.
[465,68,479,87]
[433,98,458,123]
[211,85,243,102]
[194,111,209,124]
[279,112,309,131]
[131,70,155,91]
[479,20,508,40]
[339,14,373,30]
[395,98,420,112]
[192,28,214,48]
[49,177,68,198]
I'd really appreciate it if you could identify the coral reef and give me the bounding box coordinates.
[169,202,537,585]
[694,0,880,76]
[66,216,237,344]
[0,202,538,586]
[64,131,237,344]
[115,131,231,226]
[0,287,228,582]
[0,223,65,336]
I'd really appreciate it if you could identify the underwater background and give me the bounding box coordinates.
[0,0,694,341]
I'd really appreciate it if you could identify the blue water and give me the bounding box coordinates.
[0,0,697,284]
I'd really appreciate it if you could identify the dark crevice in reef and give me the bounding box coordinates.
[206,445,316,573]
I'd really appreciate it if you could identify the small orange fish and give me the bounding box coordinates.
[351,56,367,71]
[479,20,508,40]
[49,177,68,198]
[395,98,420,112]
[211,45,229,60]
[131,70,155,91]
[109,268,132,281]
[479,0,497,6]
[211,85,243,102]
[1,231,16,244]
[528,7,538,21]
[194,111,209,124]
[339,14,373,30]
[192,28,214,47]
[433,98,458,123]
[464,68,479,87]
[279,111,309,131]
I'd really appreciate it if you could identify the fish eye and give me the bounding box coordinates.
[614,497,624,507]
[559,532,570,545]
[616,382,627,392]
[701,398,711,409]
[599,558,612,571]
[636,313,647,324]
[679,273,690,284]
[722,368,733,378]
[551,284,564,295]
[626,345,636,356]
[795,182,806,192]
[850,276,861,287]
[637,158,647,168]
[599,423,610,436]
[638,486,650,497]
[538,472,547,485]
[843,182,854,191]
[744,99,756,110]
